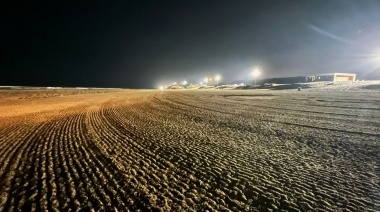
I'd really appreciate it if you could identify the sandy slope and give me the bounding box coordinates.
[0,89,379,211]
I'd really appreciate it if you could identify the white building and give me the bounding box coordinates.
[307,73,356,82]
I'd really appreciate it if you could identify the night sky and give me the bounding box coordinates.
[2,0,380,88]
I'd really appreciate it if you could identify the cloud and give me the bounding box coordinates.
[307,23,355,45]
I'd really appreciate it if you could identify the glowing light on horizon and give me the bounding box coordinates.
[252,68,261,78]
[349,51,380,78]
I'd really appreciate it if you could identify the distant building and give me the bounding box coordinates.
[307,73,356,82]
[167,85,184,89]
[263,76,307,84]
[234,72,357,85]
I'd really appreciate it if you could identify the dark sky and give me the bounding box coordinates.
[2,0,380,88]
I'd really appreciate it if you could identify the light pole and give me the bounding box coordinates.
[215,75,221,86]
[252,69,261,86]
[204,78,208,85]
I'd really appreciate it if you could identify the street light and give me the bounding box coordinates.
[252,69,261,86]
[215,75,221,86]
